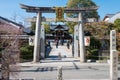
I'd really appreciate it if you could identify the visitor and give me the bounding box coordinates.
[48,40,51,47]
[58,52,62,59]
[56,40,59,48]
[61,39,64,45]
[67,40,70,49]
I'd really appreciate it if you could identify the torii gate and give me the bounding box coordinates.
[20,4,98,63]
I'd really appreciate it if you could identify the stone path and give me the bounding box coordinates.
[49,42,72,58]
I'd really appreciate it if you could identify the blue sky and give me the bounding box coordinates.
[0,0,120,24]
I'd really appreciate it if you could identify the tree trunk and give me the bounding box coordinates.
[1,51,10,80]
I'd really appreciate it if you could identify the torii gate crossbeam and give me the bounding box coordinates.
[20,4,98,13]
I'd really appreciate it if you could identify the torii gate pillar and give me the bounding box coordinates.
[78,12,86,62]
[33,12,41,62]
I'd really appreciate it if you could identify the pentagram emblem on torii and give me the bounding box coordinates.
[20,4,98,63]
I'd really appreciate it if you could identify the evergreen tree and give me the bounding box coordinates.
[66,0,99,34]
[66,0,99,19]
[114,18,120,32]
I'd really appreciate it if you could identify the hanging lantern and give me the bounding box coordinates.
[29,36,34,46]
[84,36,90,46]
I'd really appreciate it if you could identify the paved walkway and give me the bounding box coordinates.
[7,41,113,80]
[49,42,72,57]
[12,61,110,80]
[17,44,108,67]
[10,62,110,80]
[17,41,108,67]
[12,42,110,80]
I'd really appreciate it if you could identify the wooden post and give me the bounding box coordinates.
[57,66,63,80]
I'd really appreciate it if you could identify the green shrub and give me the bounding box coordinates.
[86,37,101,60]
[20,45,33,60]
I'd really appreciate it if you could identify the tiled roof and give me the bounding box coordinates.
[105,14,114,18]
[0,16,24,28]
[50,24,69,30]
[103,14,114,21]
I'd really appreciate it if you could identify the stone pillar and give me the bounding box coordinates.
[40,25,45,59]
[78,12,85,62]
[33,12,41,62]
[110,50,118,80]
[110,30,118,80]
[74,25,79,58]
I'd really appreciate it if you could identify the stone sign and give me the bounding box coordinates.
[110,30,116,50]
[110,30,118,80]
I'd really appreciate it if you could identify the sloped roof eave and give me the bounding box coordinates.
[0,16,24,29]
